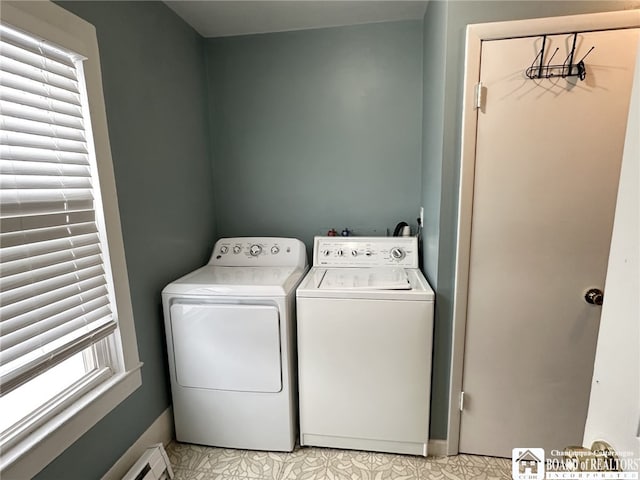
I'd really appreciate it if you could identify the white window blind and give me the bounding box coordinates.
[0,24,117,396]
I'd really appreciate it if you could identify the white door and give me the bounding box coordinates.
[170,303,282,393]
[459,28,639,457]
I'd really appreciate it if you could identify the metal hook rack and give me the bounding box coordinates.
[525,33,595,81]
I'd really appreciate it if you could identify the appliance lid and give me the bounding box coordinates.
[318,267,411,290]
[162,265,306,296]
[297,267,435,301]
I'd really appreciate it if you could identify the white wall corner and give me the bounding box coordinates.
[102,407,174,480]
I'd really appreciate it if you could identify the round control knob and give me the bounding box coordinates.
[322,249,331,257]
[336,249,344,257]
[249,244,262,256]
[365,250,372,257]
[233,245,241,254]
[351,250,358,257]
[220,246,229,254]
[390,247,405,260]
[271,246,280,255]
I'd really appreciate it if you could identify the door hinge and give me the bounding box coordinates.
[459,391,466,411]
[474,82,484,110]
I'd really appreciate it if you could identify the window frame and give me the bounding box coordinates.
[0,1,142,478]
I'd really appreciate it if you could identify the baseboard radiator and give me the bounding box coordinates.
[121,443,174,480]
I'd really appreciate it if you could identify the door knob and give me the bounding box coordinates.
[585,288,604,306]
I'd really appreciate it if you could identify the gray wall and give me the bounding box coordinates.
[420,0,449,442]
[423,0,640,440]
[205,21,424,248]
[420,0,447,289]
[37,2,214,478]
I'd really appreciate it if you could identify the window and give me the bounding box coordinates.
[0,2,141,478]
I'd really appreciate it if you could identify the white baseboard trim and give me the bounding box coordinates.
[428,439,449,457]
[101,407,174,480]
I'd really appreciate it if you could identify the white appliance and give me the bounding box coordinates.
[296,236,434,456]
[162,237,307,451]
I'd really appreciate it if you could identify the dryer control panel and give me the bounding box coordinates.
[313,236,418,268]
[209,237,307,268]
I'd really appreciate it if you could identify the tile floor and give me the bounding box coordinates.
[166,442,512,480]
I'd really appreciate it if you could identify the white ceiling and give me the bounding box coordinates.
[164,1,428,38]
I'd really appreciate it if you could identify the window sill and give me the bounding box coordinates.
[0,364,143,479]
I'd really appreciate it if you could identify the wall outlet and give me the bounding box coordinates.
[419,207,424,226]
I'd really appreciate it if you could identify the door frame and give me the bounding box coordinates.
[447,9,640,455]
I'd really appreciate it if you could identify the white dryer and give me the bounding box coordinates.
[162,237,307,451]
[296,236,434,456]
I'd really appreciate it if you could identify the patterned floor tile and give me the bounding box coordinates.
[278,448,327,480]
[323,449,372,480]
[172,467,223,480]
[168,441,512,480]
[414,456,445,479]
[167,444,246,477]
[231,450,284,479]
[167,443,220,471]
[369,451,420,480]
[420,454,511,480]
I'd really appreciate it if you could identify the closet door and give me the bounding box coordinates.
[459,28,639,457]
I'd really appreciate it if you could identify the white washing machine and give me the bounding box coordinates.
[296,236,434,456]
[162,237,307,451]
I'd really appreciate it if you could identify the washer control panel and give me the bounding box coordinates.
[209,237,307,268]
[313,236,418,268]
